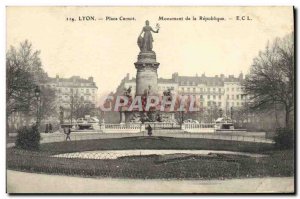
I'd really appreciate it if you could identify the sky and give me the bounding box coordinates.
[6,6,294,99]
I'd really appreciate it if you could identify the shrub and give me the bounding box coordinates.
[15,125,41,150]
[273,128,294,150]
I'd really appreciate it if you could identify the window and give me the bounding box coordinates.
[213,88,216,92]
[213,95,216,100]
[226,88,229,92]
[200,102,203,106]
[193,88,196,92]
[232,95,234,100]
[218,102,222,107]
[181,88,184,91]
[207,95,210,100]
[237,102,239,106]
[232,88,234,91]
[219,95,221,100]
[232,102,234,106]
[86,89,89,93]
[200,95,203,99]
[207,101,211,106]
[207,88,210,92]
[237,95,239,100]
[200,88,203,92]
[219,88,221,92]
[227,95,229,100]
[187,88,190,92]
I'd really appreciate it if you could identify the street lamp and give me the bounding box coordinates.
[34,85,41,127]
[241,94,248,128]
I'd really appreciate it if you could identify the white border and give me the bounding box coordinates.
[0,0,298,198]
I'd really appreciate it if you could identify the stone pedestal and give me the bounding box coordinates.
[120,112,126,124]
[134,51,160,96]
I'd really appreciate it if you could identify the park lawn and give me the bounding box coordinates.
[6,137,294,179]
[7,149,294,179]
[38,136,274,155]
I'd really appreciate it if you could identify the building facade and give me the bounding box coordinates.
[116,72,248,114]
[42,75,98,111]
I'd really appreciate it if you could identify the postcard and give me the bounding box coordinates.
[6,6,294,194]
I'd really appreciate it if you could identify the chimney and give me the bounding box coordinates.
[126,73,130,80]
[88,76,94,82]
[172,72,179,82]
[220,74,225,80]
[239,72,243,80]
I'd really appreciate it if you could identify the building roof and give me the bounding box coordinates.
[158,78,176,84]
[46,76,98,88]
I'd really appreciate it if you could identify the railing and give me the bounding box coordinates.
[104,123,142,129]
[144,122,181,129]
[102,123,143,133]
[184,123,215,129]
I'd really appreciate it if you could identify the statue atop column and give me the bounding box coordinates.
[135,20,160,97]
[137,20,160,52]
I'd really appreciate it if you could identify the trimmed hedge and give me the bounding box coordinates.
[274,128,294,150]
[15,125,40,150]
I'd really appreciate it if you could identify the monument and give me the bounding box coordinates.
[120,20,175,123]
[135,20,160,96]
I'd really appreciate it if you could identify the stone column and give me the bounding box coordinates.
[134,51,160,96]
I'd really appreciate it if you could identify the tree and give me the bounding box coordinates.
[70,92,94,120]
[6,41,43,129]
[39,87,57,122]
[6,40,53,133]
[243,32,294,128]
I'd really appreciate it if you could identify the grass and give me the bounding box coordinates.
[38,136,274,154]
[6,136,294,179]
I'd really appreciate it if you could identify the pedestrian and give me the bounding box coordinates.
[146,124,152,136]
[65,127,71,141]
[45,124,49,133]
[49,123,53,133]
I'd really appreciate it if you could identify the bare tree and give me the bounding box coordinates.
[244,33,294,128]
[39,87,57,122]
[6,40,54,133]
[6,41,43,129]
[70,92,94,120]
